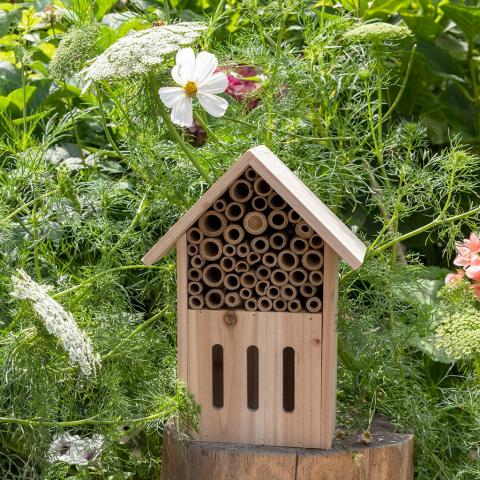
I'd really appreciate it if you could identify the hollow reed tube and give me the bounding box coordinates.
[288,299,302,313]
[268,209,288,230]
[205,289,225,309]
[213,198,227,212]
[188,295,205,309]
[277,250,299,272]
[306,297,322,313]
[280,284,297,301]
[220,256,236,272]
[271,269,288,286]
[198,211,227,237]
[229,179,253,203]
[225,292,241,308]
[224,202,245,221]
[290,236,309,255]
[251,236,269,254]
[225,273,241,290]
[187,244,199,256]
[202,264,225,287]
[245,298,258,311]
[309,270,324,286]
[190,255,205,268]
[187,282,204,296]
[253,178,272,196]
[270,232,288,251]
[289,268,308,286]
[186,227,203,245]
[255,280,269,296]
[252,195,268,211]
[267,192,287,210]
[273,298,287,312]
[301,250,324,271]
[258,296,273,312]
[243,211,268,235]
[199,237,223,261]
[295,221,314,239]
[223,224,245,245]
[187,268,202,282]
[309,234,324,250]
[300,284,318,298]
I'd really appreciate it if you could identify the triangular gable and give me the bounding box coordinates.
[142,145,367,269]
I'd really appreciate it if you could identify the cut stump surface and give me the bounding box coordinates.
[161,424,414,480]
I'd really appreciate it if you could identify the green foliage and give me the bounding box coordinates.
[0,0,480,479]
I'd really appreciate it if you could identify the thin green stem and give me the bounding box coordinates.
[204,0,225,50]
[371,205,480,256]
[19,43,27,141]
[53,265,165,299]
[163,0,170,23]
[31,208,42,282]
[64,81,84,160]
[4,195,46,222]
[468,40,479,135]
[150,77,212,184]
[475,353,480,386]
[95,88,125,160]
[102,308,168,361]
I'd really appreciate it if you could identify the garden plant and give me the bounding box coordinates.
[0,0,480,478]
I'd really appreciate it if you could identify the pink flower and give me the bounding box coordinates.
[445,269,465,285]
[224,65,261,110]
[466,256,480,281]
[453,233,480,267]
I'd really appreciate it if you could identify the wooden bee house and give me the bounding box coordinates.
[143,146,366,450]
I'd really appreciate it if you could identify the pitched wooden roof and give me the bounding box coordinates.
[142,145,367,269]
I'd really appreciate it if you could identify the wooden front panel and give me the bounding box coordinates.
[187,309,323,448]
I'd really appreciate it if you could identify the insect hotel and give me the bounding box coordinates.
[143,145,367,450]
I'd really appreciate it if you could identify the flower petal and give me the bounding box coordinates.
[171,96,193,127]
[159,87,187,108]
[194,51,218,85]
[174,48,195,85]
[197,92,228,117]
[198,71,228,94]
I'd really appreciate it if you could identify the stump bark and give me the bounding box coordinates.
[161,424,414,480]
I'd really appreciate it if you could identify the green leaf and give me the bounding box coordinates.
[0,96,10,112]
[416,40,465,82]
[7,85,37,115]
[95,0,117,20]
[400,12,444,39]
[442,3,480,43]
[362,0,410,19]
[0,61,22,95]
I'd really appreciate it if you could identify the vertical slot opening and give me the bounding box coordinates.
[247,346,259,410]
[212,344,224,409]
[283,347,295,412]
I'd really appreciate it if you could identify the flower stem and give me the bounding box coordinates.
[150,77,212,184]
[475,353,480,386]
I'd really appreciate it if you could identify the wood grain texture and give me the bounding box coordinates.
[320,244,339,449]
[187,309,324,447]
[176,234,188,382]
[142,145,366,268]
[161,425,414,480]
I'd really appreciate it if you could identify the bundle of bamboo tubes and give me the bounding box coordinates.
[186,168,324,313]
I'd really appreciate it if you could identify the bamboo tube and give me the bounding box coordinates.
[240,271,257,288]
[270,232,288,251]
[255,280,269,296]
[240,288,253,300]
[245,298,258,311]
[220,256,236,272]
[198,211,227,237]
[277,250,299,272]
[287,209,301,224]
[268,209,288,230]
[262,252,277,268]
[288,299,302,313]
[203,264,225,287]
[188,295,204,309]
[271,269,288,286]
[229,179,253,203]
[306,297,322,313]
[295,221,314,239]
[223,224,245,245]
[237,242,250,258]
[273,298,287,312]
[302,250,324,271]
[251,236,269,254]
[290,236,309,255]
[187,244,199,256]
[188,282,204,296]
[300,284,318,298]
[205,289,225,309]
[223,243,236,257]
[244,167,258,182]
[186,227,203,245]
[225,291,241,308]
[256,266,271,280]
[247,252,261,266]
[258,296,273,312]
[225,202,245,221]
[236,260,249,272]
[267,285,280,299]
[252,195,268,211]
[187,268,202,282]
[213,198,227,212]
[280,284,297,301]
[225,273,241,290]
[309,234,324,250]
[268,192,287,210]
[190,255,205,268]
[199,238,223,261]
[309,270,324,286]
[253,178,272,196]
[243,211,268,235]
[289,268,308,286]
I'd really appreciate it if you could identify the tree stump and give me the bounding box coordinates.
[161,424,414,480]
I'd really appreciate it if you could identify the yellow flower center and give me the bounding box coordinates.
[184,81,198,97]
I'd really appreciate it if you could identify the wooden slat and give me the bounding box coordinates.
[142,145,367,269]
[142,150,254,265]
[319,244,339,449]
[176,234,188,382]
[187,309,323,448]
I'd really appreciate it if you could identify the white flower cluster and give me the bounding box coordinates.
[48,433,104,465]
[10,270,100,377]
[82,22,206,88]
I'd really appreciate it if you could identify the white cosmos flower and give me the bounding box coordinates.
[159,48,228,127]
